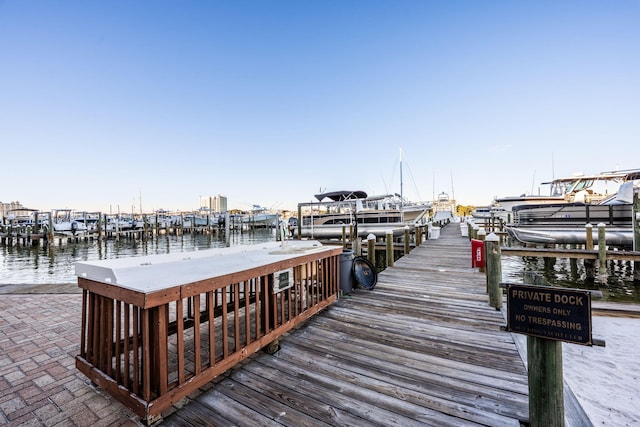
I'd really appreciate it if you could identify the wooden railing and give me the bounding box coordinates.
[75,243,342,423]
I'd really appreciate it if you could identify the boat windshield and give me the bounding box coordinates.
[567,177,621,198]
[548,179,578,197]
[570,179,594,193]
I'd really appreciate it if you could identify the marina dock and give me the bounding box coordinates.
[160,224,531,426]
[0,212,278,247]
[5,223,619,426]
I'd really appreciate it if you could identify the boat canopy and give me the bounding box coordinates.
[314,190,368,202]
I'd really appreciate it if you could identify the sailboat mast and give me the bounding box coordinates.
[400,147,404,205]
[450,169,455,201]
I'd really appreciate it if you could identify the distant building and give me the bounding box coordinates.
[203,195,227,213]
[0,201,26,219]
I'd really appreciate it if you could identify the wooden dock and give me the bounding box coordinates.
[161,225,531,426]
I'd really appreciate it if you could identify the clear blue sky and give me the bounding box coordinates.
[1,1,638,214]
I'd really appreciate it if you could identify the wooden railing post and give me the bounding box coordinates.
[485,233,502,310]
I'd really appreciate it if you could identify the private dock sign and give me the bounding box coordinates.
[506,283,593,345]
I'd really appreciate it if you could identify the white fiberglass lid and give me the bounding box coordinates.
[75,240,328,293]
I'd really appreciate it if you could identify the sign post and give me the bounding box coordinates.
[505,279,595,427]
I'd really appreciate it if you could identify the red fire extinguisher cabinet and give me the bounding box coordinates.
[471,239,485,268]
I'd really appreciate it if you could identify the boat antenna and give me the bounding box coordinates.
[530,170,536,196]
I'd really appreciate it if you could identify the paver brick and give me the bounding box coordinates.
[0,294,140,426]
[33,373,56,388]
[17,359,39,373]
[33,402,62,422]
[17,384,43,402]
[0,396,25,415]
[6,398,50,422]
[49,388,74,407]
[6,412,40,426]
[70,408,99,426]
[84,394,111,413]
[3,368,26,385]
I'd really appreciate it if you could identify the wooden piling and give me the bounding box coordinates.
[633,191,640,281]
[477,228,486,273]
[47,211,54,242]
[385,229,394,268]
[597,223,607,277]
[296,205,302,240]
[367,234,376,267]
[569,244,578,278]
[584,224,595,279]
[224,212,230,247]
[403,226,410,255]
[485,233,502,310]
[342,226,347,247]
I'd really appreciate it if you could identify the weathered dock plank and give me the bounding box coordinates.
[161,224,530,426]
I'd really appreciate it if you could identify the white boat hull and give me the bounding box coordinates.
[506,226,634,247]
[300,223,413,239]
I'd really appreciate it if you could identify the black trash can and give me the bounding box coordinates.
[339,249,355,294]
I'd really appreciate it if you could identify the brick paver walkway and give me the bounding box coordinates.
[0,294,140,426]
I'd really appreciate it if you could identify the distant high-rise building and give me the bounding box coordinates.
[204,195,227,213]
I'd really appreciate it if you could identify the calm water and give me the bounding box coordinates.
[0,230,279,286]
[1,231,638,303]
[502,254,640,304]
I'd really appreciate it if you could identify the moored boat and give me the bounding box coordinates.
[296,190,431,239]
[470,206,509,222]
[242,205,280,228]
[505,180,640,248]
[494,168,640,214]
[50,209,89,235]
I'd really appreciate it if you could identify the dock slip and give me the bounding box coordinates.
[161,225,530,426]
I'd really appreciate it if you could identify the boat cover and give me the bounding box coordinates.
[314,190,368,202]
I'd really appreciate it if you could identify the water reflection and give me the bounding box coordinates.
[2,231,638,303]
[503,255,640,303]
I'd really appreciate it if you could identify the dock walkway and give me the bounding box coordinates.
[162,225,530,426]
